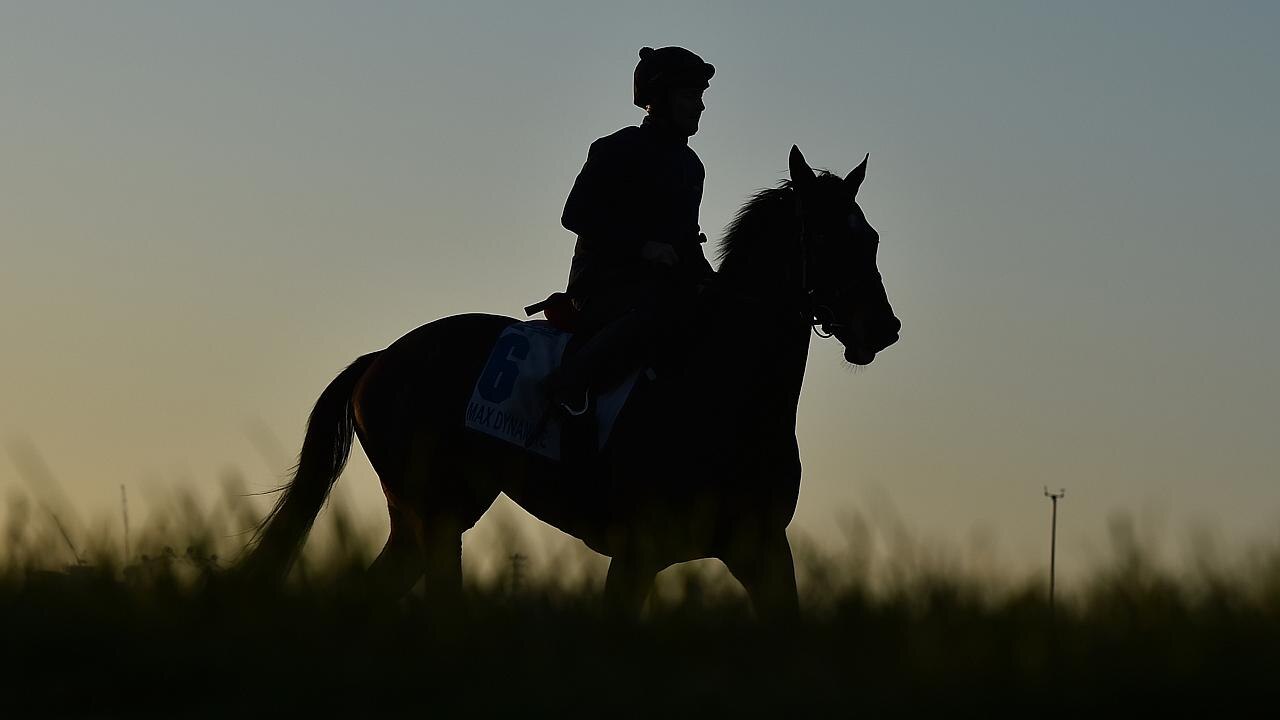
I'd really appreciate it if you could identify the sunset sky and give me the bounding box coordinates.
[2,2,1276,582]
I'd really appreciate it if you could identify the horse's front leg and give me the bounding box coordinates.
[723,529,799,623]
[603,553,660,620]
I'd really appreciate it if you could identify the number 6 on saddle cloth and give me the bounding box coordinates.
[464,321,640,461]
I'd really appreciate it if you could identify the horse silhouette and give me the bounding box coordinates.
[240,146,900,620]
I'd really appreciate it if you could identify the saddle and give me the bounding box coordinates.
[463,320,641,462]
[480,284,709,462]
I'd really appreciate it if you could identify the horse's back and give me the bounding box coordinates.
[383,312,520,358]
[353,313,518,463]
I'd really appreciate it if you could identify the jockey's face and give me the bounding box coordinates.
[653,85,706,137]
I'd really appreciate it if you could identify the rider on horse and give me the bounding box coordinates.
[550,46,717,413]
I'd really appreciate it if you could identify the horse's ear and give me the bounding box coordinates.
[789,145,816,188]
[845,153,868,195]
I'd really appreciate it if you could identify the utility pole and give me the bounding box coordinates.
[121,485,131,563]
[508,552,527,597]
[49,512,84,566]
[1044,487,1066,618]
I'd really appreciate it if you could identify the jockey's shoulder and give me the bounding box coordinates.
[603,124,644,142]
[589,125,645,157]
[591,124,700,167]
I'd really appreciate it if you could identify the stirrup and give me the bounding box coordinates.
[558,392,590,417]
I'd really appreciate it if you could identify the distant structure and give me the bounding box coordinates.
[49,511,84,566]
[508,552,527,597]
[1044,487,1066,617]
[121,485,131,563]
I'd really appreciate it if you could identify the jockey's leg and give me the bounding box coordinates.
[552,276,688,411]
[552,307,659,413]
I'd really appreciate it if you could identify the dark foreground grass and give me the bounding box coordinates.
[2,499,1278,716]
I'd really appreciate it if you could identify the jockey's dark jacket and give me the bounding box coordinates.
[562,116,715,297]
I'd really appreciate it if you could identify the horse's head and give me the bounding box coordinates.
[789,145,900,365]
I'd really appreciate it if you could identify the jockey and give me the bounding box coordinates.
[551,46,717,413]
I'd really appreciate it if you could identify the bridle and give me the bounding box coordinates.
[795,189,875,339]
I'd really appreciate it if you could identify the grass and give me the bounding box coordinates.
[2,486,1278,716]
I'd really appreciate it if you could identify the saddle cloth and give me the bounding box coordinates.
[464,321,639,461]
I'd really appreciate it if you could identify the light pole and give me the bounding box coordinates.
[121,484,131,563]
[1044,487,1066,617]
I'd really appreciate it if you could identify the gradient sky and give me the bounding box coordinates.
[2,2,1277,581]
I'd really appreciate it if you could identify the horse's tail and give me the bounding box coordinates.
[237,352,380,584]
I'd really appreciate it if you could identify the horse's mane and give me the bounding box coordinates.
[716,182,790,268]
[716,172,840,271]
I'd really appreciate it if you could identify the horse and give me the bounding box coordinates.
[240,145,900,621]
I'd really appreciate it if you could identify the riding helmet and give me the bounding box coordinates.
[633,46,715,109]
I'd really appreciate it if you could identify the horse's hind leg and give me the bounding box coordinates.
[368,421,500,610]
[722,529,799,623]
[604,553,661,619]
[407,443,500,609]
[364,508,423,602]
[415,513,465,608]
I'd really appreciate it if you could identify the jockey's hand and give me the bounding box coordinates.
[640,240,679,267]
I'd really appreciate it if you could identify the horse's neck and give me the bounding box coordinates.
[706,250,812,426]
[737,294,811,421]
